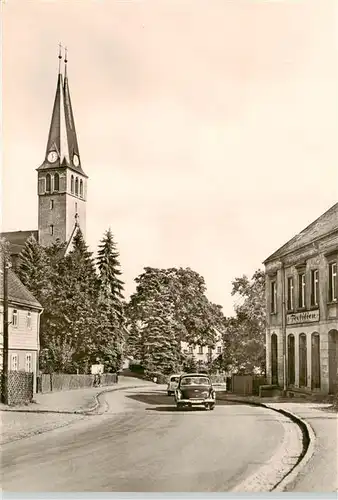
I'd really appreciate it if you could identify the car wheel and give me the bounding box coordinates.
[167,391,171,396]
[176,403,183,410]
[210,404,215,410]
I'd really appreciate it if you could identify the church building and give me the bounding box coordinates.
[1,48,88,265]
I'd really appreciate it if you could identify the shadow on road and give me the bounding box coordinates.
[145,405,207,412]
[126,391,243,409]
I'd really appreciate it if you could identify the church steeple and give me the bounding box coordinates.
[63,48,83,173]
[37,47,88,248]
[38,46,87,177]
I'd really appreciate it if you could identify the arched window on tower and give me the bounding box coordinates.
[71,175,74,193]
[54,173,60,191]
[46,173,51,192]
[75,177,79,196]
[80,179,83,198]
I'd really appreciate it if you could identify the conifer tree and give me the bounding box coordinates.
[42,229,100,372]
[142,301,180,376]
[97,229,124,322]
[17,235,52,302]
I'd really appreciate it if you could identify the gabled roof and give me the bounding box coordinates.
[0,263,42,310]
[0,230,38,256]
[264,202,338,264]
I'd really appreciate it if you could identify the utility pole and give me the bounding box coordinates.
[280,260,287,397]
[2,253,10,404]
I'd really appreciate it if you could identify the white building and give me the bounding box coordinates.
[0,265,43,393]
[180,339,223,366]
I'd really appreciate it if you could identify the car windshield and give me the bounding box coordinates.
[170,377,179,383]
[180,376,210,386]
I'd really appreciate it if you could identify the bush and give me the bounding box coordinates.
[129,363,145,374]
[144,370,168,384]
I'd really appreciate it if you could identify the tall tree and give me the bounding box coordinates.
[41,229,100,373]
[17,235,52,302]
[222,269,266,375]
[97,228,124,322]
[126,267,225,373]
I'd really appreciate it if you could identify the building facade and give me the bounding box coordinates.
[0,266,43,393]
[180,340,223,367]
[1,50,87,262]
[264,203,338,395]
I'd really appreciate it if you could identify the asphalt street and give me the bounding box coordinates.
[1,386,287,492]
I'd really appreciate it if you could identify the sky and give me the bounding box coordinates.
[1,0,338,316]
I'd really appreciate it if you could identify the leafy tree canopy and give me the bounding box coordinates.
[126,266,225,373]
[222,269,266,375]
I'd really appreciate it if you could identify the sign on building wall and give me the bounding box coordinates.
[286,310,319,325]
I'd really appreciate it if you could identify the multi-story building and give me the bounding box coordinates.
[0,263,43,393]
[180,339,223,367]
[264,203,338,395]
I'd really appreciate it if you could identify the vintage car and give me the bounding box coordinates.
[174,373,216,410]
[167,374,181,396]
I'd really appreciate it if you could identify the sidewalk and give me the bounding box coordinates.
[218,393,338,493]
[0,376,152,413]
[0,376,153,445]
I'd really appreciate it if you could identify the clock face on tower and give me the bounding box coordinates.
[47,151,58,163]
[73,154,80,167]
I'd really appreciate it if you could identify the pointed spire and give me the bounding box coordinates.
[58,42,62,74]
[63,48,86,176]
[64,46,68,78]
[38,46,87,177]
[41,45,69,166]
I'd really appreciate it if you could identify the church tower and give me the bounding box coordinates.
[37,47,88,248]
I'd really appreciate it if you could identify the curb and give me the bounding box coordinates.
[271,407,316,492]
[222,396,315,492]
[0,384,153,415]
[83,383,154,415]
[0,383,154,446]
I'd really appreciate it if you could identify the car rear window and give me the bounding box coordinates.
[180,376,210,386]
[170,376,179,382]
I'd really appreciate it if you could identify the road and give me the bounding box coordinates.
[1,385,287,492]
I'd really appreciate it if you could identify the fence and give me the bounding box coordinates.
[231,374,267,396]
[7,371,34,405]
[38,373,118,393]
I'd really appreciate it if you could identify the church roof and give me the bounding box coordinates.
[0,230,38,256]
[37,50,87,178]
[0,259,42,310]
[264,202,338,264]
